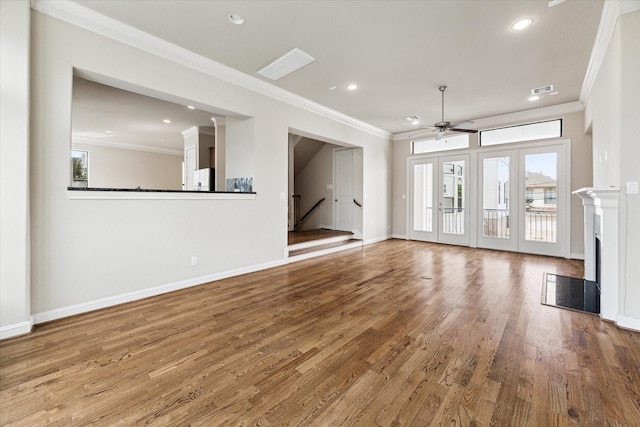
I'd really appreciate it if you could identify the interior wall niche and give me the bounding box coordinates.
[70,72,255,193]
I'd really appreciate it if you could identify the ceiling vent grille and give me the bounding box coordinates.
[257,48,315,81]
[531,84,554,95]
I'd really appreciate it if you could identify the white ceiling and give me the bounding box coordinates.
[72,0,603,136]
[72,77,221,152]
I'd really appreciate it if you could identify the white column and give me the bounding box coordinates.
[589,188,621,321]
[573,188,596,280]
[0,1,32,339]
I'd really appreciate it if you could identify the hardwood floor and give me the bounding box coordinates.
[288,229,353,245]
[1,240,639,426]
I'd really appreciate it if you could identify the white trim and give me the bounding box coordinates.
[364,235,391,245]
[570,253,585,260]
[393,102,583,142]
[616,315,640,332]
[580,0,640,104]
[0,317,33,340]
[31,0,390,140]
[392,234,408,240]
[32,259,287,325]
[67,190,256,200]
[73,136,183,156]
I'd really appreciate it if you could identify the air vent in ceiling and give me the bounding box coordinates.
[531,84,554,95]
[257,48,315,81]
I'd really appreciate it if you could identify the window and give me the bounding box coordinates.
[412,134,469,154]
[544,189,557,205]
[71,150,88,188]
[480,119,562,146]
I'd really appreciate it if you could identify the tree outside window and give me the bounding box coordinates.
[71,150,88,188]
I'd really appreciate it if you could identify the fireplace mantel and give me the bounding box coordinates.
[573,187,620,321]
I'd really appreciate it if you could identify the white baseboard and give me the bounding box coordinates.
[32,259,287,325]
[616,315,640,332]
[570,252,585,260]
[364,235,391,245]
[0,317,33,340]
[391,234,408,240]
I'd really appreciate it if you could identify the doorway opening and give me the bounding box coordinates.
[287,131,363,259]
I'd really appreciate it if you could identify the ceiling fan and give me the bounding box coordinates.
[408,86,478,141]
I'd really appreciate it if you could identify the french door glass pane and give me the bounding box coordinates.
[524,152,557,242]
[413,163,433,232]
[442,160,465,235]
[483,157,510,238]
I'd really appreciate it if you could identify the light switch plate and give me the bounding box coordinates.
[626,181,639,194]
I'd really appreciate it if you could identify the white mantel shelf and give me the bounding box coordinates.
[572,187,621,321]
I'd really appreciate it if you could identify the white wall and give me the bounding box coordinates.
[0,0,32,339]
[21,10,391,330]
[73,143,183,190]
[391,110,592,257]
[294,143,339,230]
[585,10,640,327]
[224,117,255,187]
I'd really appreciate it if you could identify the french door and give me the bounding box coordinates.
[410,141,569,257]
[517,144,567,257]
[476,143,568,257]
[409,154,470,245]
[477,151,518,252]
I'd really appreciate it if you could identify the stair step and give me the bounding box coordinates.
[288,239,362,261]
[287,233,354,251]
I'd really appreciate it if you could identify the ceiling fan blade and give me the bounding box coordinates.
[406,127,439,139]
[435,131,445,141]
[451,120,474,128]
[449,128,478,134]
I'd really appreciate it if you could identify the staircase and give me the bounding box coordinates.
[286,231,362,261]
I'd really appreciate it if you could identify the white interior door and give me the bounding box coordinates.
[518,144,568,257]
[477,150,518,251]
[334,148,354,232]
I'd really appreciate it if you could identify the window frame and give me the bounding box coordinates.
[479,119,562,147]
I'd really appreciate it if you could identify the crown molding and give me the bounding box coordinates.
[31,0,391,140]
[73,136,183,156]
[393,101,584,141]
[579,0,640,104]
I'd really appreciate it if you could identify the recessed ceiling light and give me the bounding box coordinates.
[548,91,559,96]
[511,18,533,31]
[187,105,195,110]
[228,13,245,25]
[163,119,171,123]
[412,119,420,125]
[528,95,540,102]
[329,86,337,90]
[346,83,358,91]
[104,130,112,134]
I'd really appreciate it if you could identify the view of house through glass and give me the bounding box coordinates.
[524,152,557,242]
[482,156,510,239]
[442,160,465,235]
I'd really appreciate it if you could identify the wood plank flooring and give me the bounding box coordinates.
[1,240,639,426]
[288,229,353,245]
